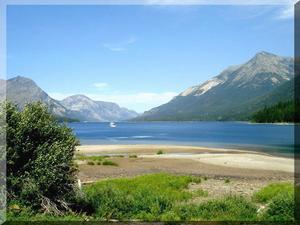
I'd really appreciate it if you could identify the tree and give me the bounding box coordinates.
[6,102,79,212]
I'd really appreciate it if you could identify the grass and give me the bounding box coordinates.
[252,182,295,221]
[129,155,138,158]
[172,196,257,221]
[102,160,118,166]
[157,150,164,155]
[192,189,208,197]
[253,182,293,203]
[83,173,196,220]
[75,154,105,162]
[75,154,119,166]
[8,174,295,222]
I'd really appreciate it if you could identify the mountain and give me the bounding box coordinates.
[0,76,71,117]
[60,95,138,122]
[136,51,294,121]
[0,76,138,122]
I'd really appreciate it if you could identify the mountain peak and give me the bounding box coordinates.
[255,51,276,57]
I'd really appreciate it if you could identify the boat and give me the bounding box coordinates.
[109,122,117,128]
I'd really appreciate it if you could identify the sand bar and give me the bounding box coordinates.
[77,144,294,173]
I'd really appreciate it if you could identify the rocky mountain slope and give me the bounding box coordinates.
[136,51,294,121]
[0,76,138,122]
[60,95,138,122]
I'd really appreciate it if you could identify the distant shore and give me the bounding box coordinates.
[76,144,294,183]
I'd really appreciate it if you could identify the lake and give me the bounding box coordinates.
[68,121,294,157]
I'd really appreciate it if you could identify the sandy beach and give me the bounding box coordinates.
[76,144,294,182]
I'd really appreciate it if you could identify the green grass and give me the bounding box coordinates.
[253,182,295,221]
[172,196,257,221]
[192,189,208,197]
[75,154,105,162]
[83,173,196,220]
[8,174,295,222]
[102,160,118,166]
[253,182,293,203]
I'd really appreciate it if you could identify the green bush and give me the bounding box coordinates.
[87,161,95,165]
[6,102,79,211]
[129,155,138,158]
[157,150,164,155]
[102,160,118,166]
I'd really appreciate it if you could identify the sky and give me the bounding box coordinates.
[6,3,294,113]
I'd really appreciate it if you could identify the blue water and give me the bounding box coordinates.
[68,121,294,157]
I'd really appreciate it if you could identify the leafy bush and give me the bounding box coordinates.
[6,102,79,211]
[129,155,138,158]
[87,161,95,165]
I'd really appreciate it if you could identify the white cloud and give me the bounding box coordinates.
[102,36,137,52]
[49,91,178,113]
[92,82,109,89]
[277,4,294,19]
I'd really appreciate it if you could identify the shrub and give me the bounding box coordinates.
[157,150,164,155]
[129,155,138,158]
[225,178,230,184]
[87,161,95,165]
[6,102,79,211]
[102,160,118,166]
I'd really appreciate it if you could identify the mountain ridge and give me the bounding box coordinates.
[0,76,139,122]
[135,51,294,121]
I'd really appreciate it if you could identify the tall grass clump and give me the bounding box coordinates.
[83,173,195,220]
[172,196,257,221]
[253,182,295,221]
[253,182,293,203]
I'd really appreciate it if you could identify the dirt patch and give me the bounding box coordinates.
[78,157,293,183]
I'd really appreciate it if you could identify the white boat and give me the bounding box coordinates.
[109,122,117,128]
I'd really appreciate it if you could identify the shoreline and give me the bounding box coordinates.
[76,144,294,174]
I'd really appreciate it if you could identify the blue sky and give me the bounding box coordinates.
[7,4,293,112]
